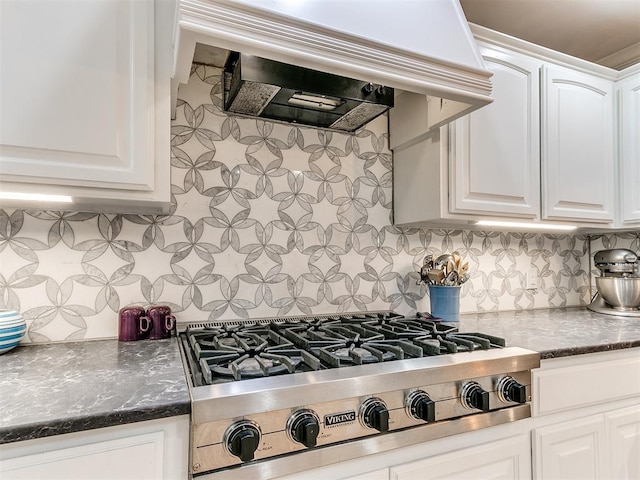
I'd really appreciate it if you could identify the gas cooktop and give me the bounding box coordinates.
[177,312,540,480]
[180,312,506,386]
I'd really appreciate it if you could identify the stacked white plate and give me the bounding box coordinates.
[0,310,26,354]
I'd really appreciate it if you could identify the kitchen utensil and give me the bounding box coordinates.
[435,254,453,271]
[419,255,435,285]
[419,252,470,286]
[459,262,469,276]
[118,306,151,342]
[594,277,640,310]
[444,270,459,286]
[147,305,176,340]
[428,268,445,285]
[0,310,26,354]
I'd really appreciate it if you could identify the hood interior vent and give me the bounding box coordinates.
[223,52,394,132]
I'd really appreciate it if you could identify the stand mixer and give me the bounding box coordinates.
[587,248,640,317]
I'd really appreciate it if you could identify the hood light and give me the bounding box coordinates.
[0,192,74,203]
[288,93,341,111]
[475,220,577,231]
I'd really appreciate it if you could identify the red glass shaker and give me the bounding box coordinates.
[146,305,176,340]
[118,306,151,342]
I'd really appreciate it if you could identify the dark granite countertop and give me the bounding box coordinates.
[0,338,190,444]
[1,307,638,446]
[458,307,640,359]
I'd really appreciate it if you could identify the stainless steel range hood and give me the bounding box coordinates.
[223,52,394,132]
[172,0,493,130]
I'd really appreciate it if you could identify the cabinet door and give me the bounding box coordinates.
[449,47,540,218]
[541,65,615,222]
[533,415,608,479]
[0,432,164,480]
[343,469,389,480]
[606,405,640,479]
[390,435,531,480]
[0,0,170,213]
[618,72,640,224]
[0,416,189,480]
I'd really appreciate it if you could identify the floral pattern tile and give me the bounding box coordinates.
[0,65,627,343]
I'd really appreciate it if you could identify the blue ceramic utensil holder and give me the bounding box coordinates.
[428,285,461,322]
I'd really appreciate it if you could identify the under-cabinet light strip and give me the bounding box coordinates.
[475,220,577,231]
[0,192,74,203]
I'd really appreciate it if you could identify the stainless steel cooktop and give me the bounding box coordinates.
[178,311,540,479]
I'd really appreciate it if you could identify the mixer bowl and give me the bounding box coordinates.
[595,277,640,310]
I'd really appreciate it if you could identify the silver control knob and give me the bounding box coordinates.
[405,390,436,423]
[360,397,389,432]
[460,381,490,411]
[223,420,261,462]
[287,409,320,448]
[497,376,527,404]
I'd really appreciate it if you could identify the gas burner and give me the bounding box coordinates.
[193,329,322,382]
[182,313,508,386]
[316,341,403,367]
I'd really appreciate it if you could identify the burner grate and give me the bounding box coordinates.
[180,312,507,386]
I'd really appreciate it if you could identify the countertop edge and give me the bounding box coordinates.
[538,339,640,360]
[0,401,191,445]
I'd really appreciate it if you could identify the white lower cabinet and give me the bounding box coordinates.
[390,435,531,480]
[531,349,640,480]
[343,468,390,480]
[606,405,640,480]
[0,416,190,480]
[533,405,640,480]
[533,415,607,479]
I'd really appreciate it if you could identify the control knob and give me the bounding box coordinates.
[287,409,320,448]
[224,420,261,462]
[497,376,527,404]
[405,390,436,423]
[360,397,389,432]
[460,381,490,411]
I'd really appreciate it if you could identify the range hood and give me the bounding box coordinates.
[223,52,394,132]
[172,0,493,130]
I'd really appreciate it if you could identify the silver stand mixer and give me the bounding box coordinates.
[587,248,640,317]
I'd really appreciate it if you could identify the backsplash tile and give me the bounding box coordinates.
[0,66,601,343]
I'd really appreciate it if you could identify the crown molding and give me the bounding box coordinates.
[172,0,493,114]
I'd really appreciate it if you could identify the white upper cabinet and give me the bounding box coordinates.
[0,0,172,214]
[391,25,638,231]
[617,70,640,225]
[449,46,541,218]
[541,65,615,222]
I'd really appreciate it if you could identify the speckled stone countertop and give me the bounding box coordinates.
[0,338,190,444]
[1,308,639,446]
[458,306,640,359]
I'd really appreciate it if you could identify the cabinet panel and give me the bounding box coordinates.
[618,72,640,224]
[533,415,607,480]
[606,405,640,479]
[532,355,640,416]
[0,432,163,480]
[450,48,540,217]
[541,65,615,222]
[0,0,171,214]
[343,468,389,480]
[390,435,531,480]
[0,415,189,480]
[0,0,152,189]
